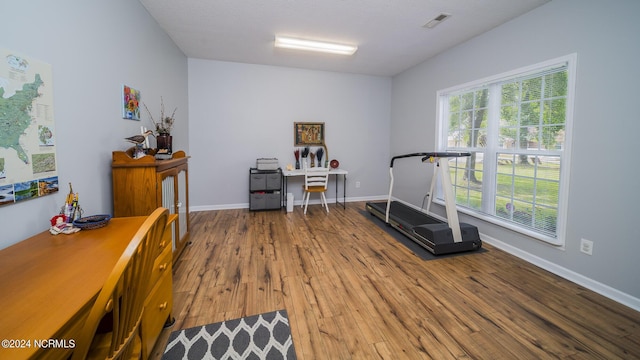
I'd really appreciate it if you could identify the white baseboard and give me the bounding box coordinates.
[482,233,640,312]
[190,203,247,211]
[190,196,387,212]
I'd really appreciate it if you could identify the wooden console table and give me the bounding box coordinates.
[0,215,175,360]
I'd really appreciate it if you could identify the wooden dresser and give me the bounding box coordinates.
[112,150,190,262]
[0,215,175,360]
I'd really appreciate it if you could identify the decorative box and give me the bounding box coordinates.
[256,158,279,170]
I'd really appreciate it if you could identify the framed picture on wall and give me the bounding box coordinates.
[294,122,325,146]
[122,84,141,120]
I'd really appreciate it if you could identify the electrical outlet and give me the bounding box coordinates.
[580,238,593,255]
[355,181,361,188]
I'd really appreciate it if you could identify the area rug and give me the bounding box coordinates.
[162,310,296,360]
[361,210,487,261]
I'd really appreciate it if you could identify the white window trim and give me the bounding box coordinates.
[434,54,577,247]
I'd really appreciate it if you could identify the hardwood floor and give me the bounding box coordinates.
[150,202,640,359]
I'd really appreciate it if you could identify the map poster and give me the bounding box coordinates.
[0,49,58,206]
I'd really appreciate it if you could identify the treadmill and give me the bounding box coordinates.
[366,152,481,255]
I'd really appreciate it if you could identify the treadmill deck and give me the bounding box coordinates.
[366,201,481,255]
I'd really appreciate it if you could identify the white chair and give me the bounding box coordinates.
[302,167,330,214]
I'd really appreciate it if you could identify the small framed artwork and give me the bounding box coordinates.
[122,85,141,120]
[294,122,325,146]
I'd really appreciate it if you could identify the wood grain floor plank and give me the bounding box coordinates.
[149,203,640,359]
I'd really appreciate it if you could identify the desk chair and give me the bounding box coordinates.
[302,167,330,214]
[72,208,169,360]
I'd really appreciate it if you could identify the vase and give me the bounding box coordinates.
[156,133,172,154]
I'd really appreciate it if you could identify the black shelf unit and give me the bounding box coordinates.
[249,168,282,211]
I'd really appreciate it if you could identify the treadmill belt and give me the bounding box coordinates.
[367,201,442,227]
[366,200,482,255]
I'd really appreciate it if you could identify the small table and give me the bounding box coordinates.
[0,217,148,360]
[282,168,348,209]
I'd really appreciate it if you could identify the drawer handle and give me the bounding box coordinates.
[159,302,168,310]
[159,263,168,272]
[159,241,166,249]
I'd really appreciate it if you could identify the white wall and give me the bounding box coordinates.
[391,0,640,306]
[187,59,391,210]
[0,0,188,249]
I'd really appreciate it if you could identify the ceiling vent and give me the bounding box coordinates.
[423,13,451,29]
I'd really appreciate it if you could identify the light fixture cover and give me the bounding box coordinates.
[274,36,358,55]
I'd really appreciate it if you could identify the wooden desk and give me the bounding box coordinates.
[0,216,172,360]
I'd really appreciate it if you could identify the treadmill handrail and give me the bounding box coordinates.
[385,151,471,224]
[389,152,471,167]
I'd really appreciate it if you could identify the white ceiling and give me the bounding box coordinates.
[139,0,550,77]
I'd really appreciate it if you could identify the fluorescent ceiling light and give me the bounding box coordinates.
[274,36,357,55]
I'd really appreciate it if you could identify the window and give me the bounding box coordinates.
[436,55,576,245]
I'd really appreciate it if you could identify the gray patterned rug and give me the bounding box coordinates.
[162,310,296,360]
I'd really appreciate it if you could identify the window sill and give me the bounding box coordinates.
[432,199,564,247]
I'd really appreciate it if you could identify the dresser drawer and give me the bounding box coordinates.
[265,173,281,190]
[150,245,172,287]
[35,318,84,359]
[34,300,90,360]
[266,193,281,209]
[157,225,172,258]
[250,174,266,191]
[143,273,173,357]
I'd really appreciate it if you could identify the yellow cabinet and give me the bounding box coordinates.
[112,150,190,262]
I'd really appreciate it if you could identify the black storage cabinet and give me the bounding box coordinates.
[249,168,282,211]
